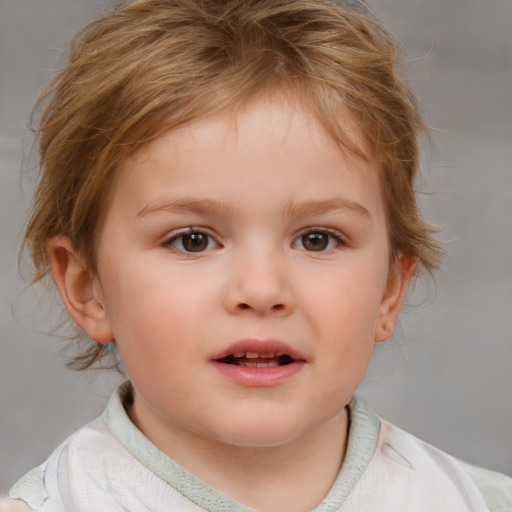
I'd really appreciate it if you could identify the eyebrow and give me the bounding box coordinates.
[137,197,371,222]
[137,198,237,219]
[283,198,372,222]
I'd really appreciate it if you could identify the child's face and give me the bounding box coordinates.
[86,94,412,448]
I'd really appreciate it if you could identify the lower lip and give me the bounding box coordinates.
[211,361,305,387]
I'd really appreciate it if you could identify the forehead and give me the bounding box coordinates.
[128,93,375,174]
[112,94,383,219]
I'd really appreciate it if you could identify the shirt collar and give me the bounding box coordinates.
[103,381,380,512]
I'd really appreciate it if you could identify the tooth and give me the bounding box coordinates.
[246,352,259,359]
[233,352,245,358]
[256,363,268,367]
[268,361,279,367]
[259,352,275,358]
[244,362,257,367]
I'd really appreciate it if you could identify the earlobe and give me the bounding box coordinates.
[47,236,114,343]
[374,254,416,342]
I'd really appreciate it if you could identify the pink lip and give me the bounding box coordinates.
[211,339,306,387]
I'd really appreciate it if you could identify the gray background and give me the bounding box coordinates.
[1,0,511,491]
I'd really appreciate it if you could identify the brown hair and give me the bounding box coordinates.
[23,0,442,369]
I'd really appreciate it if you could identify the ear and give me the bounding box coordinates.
[374,254,416,342]
[47,236,114,343]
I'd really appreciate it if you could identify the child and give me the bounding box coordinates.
[4,0,512,510]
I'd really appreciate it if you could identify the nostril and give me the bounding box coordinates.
[234,302,288,314]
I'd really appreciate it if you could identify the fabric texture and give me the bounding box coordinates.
[9,382,512,511]
[9,465,47,510]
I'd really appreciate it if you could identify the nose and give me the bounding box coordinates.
[223,248,295,317]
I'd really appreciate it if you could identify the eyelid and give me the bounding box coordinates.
[293,227,347,251]
[298,226,346,242]
[162,227,221,252]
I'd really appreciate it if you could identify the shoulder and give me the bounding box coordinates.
[378,418,512,512]
[457,459,512,512]
[9,416,118,511]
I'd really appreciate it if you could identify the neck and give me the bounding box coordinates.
[128,400,349,512]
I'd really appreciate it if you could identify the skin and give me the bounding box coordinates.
[49,94,414,512]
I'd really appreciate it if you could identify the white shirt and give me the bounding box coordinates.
[10,382,512,511]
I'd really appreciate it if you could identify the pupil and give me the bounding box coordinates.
[303,233,328,251]
[183,233,208,252]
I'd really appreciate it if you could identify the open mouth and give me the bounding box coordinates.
[212,342,305,385]
[216,351,295,367]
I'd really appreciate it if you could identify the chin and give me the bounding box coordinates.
[205,416,307,448]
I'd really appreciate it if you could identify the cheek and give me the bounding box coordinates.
[303,264,387,339]
[100,261,207,367]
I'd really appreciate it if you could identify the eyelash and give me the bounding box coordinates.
[162,228,219,254]
[293,228,346,252]
[162,227,345,254]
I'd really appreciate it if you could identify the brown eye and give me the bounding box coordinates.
[182,233,209,252]
[166,231,217,253]
[301,233,329,251]
[293,230,343,252]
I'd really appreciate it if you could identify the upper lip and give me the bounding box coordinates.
[211,339,306,361]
